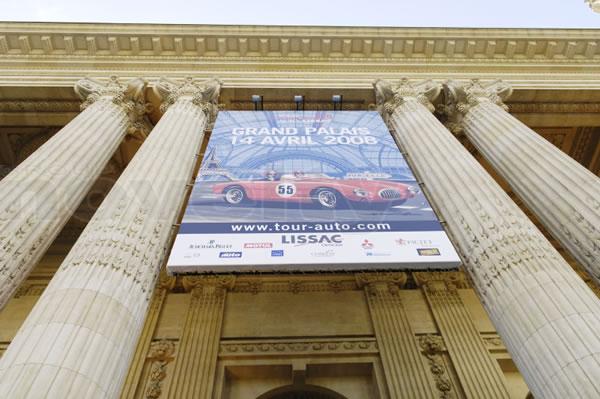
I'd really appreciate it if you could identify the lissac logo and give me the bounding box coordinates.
[281,234,343,246]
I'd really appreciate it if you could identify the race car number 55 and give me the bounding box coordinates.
[276,183,296,197]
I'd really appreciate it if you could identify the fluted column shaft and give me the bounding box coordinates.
[414,272,510,399]
[120,273,174,399]
[375,79,600,399]
[166,276,233,399]
[0,77,148,309]
[446,81,600,283]
[0,77,221,399]
[358,273,437,399]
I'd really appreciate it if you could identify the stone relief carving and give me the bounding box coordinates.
[75,75,153,138]
[442,79,513,134]
[13,282,47,298]
[144,340,176,399]
[181,275,235,293]
[508,102,600,114]
[0,100,80,112]
[220,338,378,357]
[413,271,471,291]
[355,272,408,289]
[419,335,455,399]
[374,78,441,122]
[153,76,222,121]
[232,276,357,294]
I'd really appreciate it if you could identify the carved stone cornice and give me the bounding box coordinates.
[153,76,222,119]
[181,275,235,293]
[1,23,599,89]
[75,76,153,137]
[0,23,598,62]
[355,271,408,291]
[442,79,513,134]
[0,100,80,112]
[219,337,378,358]
[413,271,471,291]
[507,102,600,114]
[231,274,359,294]
[374,78,441,121]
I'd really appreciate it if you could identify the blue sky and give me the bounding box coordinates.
[2,0,599,28]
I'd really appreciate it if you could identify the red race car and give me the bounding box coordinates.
[211,173,418,209]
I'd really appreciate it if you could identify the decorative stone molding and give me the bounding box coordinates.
[355,271,408,290]
[418,335,455,399]
[507,102,600,114]
[181,275,235,293]
[0,100,80,112]
[219,338,378,358]
[0,23,599,89]
[586,0,600,13]
[413,271,471,290]
[12,281,48,298]
[145,340,176,399]
[374,78,440,122]
[76,75,152,138]
[442,79,512,134]
[0,24,597,61]
[481,334,506,351]
[154,76,221,117]
[233,274,359,293]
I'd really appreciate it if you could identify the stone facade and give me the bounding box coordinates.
[0,22,599,399]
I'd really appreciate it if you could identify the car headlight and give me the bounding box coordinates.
[353,188,369,197]
[407,185,420,195]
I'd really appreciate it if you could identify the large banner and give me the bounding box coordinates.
[167,111,460,272]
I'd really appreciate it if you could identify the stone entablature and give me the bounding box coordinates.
[0,23,599,89]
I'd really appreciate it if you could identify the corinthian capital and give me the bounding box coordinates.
[442,79,512,133]
[75,76,152,137]
[373,78,441,120]
[154,76,223,116]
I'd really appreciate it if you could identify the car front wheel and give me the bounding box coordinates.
[314,188,342,209]
[223,186,246,205]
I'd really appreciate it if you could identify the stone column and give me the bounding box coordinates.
[0,77,221,399]
[0,76,149,310]
[375,78,600,399]
[414,272,510,399]
[356,273,437,399]
[444,79,600,284]
[120,271,175,399]
[166,276,234,399]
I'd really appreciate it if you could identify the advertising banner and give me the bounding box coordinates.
[167,111,460,272]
